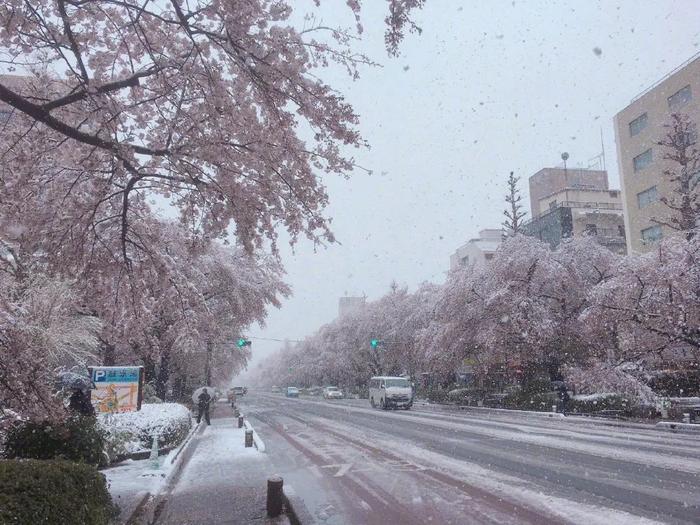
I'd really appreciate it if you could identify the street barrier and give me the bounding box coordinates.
[245,429,254,447]
[238,415,244,428]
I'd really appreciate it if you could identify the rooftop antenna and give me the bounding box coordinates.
[600,127,606,171]
[561,152,569,187]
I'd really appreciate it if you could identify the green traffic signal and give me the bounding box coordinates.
[237,338,251,348]
[370,338,379,349]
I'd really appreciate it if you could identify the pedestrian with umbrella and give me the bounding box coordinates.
[192,386,214,425]
[58,371,95,417]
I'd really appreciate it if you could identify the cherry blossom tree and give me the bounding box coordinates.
[0,1,424,262]
[0,268,100,419]
[84,218,289,396]
[585,235,700,366]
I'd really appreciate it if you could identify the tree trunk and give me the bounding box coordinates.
[156,351,170,400]
[143,355,156,383]
[102,341,116,366]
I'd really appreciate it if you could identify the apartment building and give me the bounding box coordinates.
[613,53,700,253]
[449,229,502,271]
[523,167,627,254]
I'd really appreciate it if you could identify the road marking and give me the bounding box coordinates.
[320,463,352,477]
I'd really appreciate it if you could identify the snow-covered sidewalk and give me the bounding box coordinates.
[154,416,286,524]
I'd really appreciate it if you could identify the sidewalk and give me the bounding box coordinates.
[154,415,287,525]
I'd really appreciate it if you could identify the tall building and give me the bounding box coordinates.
[613,52,700,254]
[449,229,502,271]
[528,167,609,217]
[523,167,626,254]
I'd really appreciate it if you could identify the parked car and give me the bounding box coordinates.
[308,386,323,396]
[271,385,281,393]
[286,386,300,398]
[323,386,344,400]
[368,376,413,410]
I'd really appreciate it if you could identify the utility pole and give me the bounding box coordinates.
[205,340,212,385]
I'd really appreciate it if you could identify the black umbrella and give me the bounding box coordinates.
[57,371,92,391]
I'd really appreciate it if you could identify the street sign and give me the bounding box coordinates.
[88,366,144,413]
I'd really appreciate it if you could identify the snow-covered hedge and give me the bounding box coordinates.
[99,403,191,459]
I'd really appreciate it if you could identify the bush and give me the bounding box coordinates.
[3,416,105,466]
[142,383,163,404]
[419,385,458,404]
[0,459,116,525]
[99,403,191,460]
[447,387,489,405]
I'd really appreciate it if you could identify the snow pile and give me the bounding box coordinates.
[564,364,658,406]
[572,393,617,402]
[99,403,192,457]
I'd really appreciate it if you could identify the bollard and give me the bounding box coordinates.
[149,432,160,469]
[238,415,244,428]
[266,476,284,518]
[245,429,254,448]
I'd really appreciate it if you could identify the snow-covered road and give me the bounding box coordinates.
[241,392,700,525]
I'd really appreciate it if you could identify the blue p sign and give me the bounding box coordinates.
[94,370,107,382]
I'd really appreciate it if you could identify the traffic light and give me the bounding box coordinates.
[370,338,380,349]
[236,338,252,348]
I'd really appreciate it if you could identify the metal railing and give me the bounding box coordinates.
[525,201,623,226]
[630,51,700,104]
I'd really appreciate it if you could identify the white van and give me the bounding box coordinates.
[368,376,413,410]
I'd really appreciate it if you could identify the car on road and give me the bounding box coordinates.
[308,386,323,396]
[232,386,246,397]
[271,385,281,393]
[369,376,413,410]
[286,386,300,398]
[323,386,344,400]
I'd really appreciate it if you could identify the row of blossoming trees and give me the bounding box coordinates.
[0,0,426,419]
[256,232,698,401]
[256,114,700,402]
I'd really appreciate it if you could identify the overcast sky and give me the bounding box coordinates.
[239,0,700,376]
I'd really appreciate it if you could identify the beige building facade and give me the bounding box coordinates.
[614,53,700,254]
[524,168,626,254]
[449,229,502,271]
[528,167,609,217]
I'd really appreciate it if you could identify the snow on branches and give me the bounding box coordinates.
[0,0,424,261]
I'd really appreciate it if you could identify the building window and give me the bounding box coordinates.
[641,225,663,244]
[460,255,469,266]
[617,225,626,238]
[633,149,652,172]
[585,224,598,235]
[668,85,692,110]
[629,113,647,136]
[637,186,658,208]
[484,253,494,261]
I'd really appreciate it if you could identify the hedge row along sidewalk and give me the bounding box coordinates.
[0,459,117,525]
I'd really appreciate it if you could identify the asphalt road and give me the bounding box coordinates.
[239,391,700,525]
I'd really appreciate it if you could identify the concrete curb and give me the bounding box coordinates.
[455,405,567,419]
[244,419,267,453]
[656,421,700,433]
